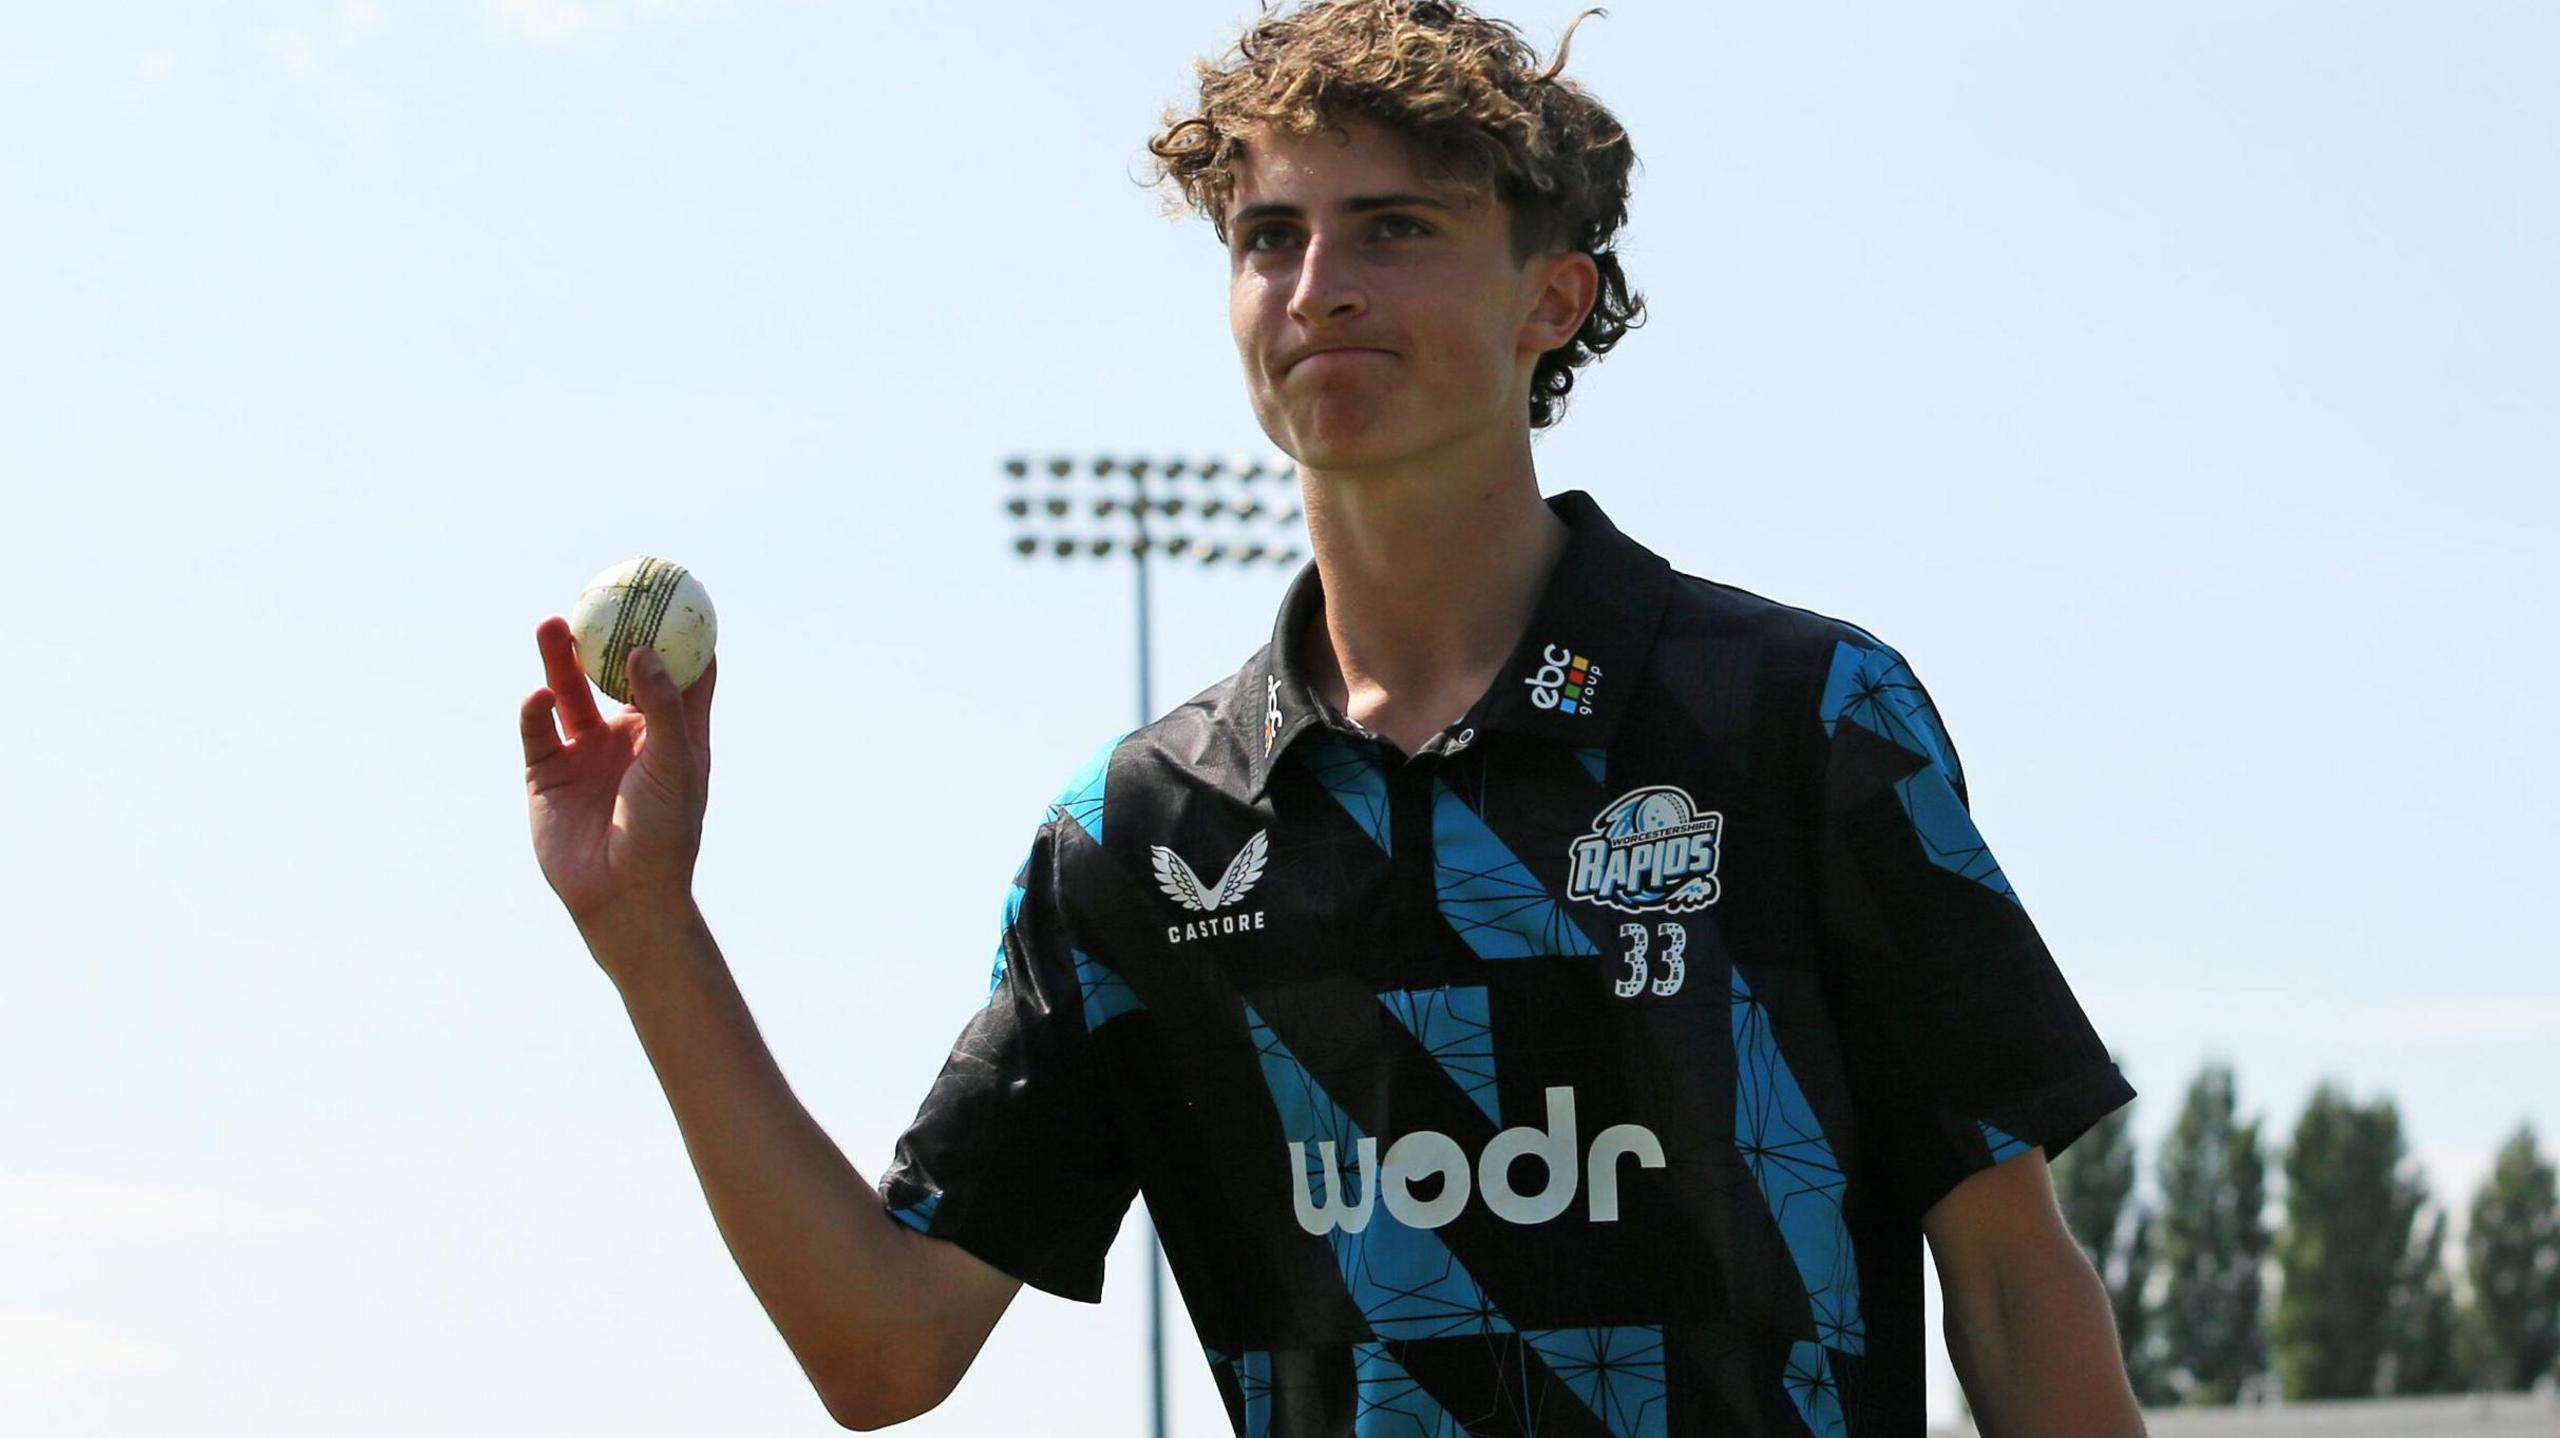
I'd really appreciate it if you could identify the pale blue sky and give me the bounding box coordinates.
[3,1,2552,1430]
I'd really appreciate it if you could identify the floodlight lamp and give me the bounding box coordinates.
[1005,497,1030,518]
[1045,497,1071,517]
[1166,535,1192,556]
[1092,456,1118,477]
[1003,456,1030,479]
[1052,537,1077,558]
[1094,497,1121,517]
[1014,536,1038,556]
[1090,539,1116,558]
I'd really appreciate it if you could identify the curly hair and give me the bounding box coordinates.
[1148,0,1645,430]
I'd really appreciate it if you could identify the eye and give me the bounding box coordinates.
[1241,224,1297,254]
[1376,213,1429,238]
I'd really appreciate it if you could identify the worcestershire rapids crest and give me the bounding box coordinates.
[1566,786,1724,914]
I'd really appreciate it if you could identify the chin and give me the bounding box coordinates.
[1268,403,1439,475]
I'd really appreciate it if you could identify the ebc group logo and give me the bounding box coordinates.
[1566,785,1724,914]
[1523,643,1600,716]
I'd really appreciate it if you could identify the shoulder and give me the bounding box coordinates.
[1646,568,1973,798]
[1030,651,1268,853]
[1642,561,1909,717]
[1658,564,1889,657]
[1080,653,1264,796]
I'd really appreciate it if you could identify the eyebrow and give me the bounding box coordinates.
[1228,193,1452,229]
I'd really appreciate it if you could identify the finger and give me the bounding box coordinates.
[627,646,695,775]
[519,688,565,767]
[537,617,606,736]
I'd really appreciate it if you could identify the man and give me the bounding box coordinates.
[518,2,2147,1432]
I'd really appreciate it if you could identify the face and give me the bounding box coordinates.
[1224,117,1594,476]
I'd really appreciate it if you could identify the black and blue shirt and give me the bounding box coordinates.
[880,491,2133,1437]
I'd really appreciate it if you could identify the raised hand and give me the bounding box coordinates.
[518,615,717,947]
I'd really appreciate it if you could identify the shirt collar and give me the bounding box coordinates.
[1242,489,1675,797]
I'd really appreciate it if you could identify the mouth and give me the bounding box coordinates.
[1288,347,1395,375]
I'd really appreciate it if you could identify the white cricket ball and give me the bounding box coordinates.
[568,556,717,704]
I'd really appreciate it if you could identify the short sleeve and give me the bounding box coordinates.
[1811,633,2134,1223]
[875,813,1137,1302]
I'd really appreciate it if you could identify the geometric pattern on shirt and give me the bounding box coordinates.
[1431,778,1600,959]
[1049,731,1121,847]
[1074,948,1144,1032]
[1243,1001,1517,1343]
[1730,963,1866,1358]
[1521,1324,1672,1438]
[1378,986,1500,1126]
[1819,639,2019,906]
[1303,731,1395,854]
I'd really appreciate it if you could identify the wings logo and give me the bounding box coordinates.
[1152,831,1270,943]
[1566,785,1724,914]
[1263,675,1284,756]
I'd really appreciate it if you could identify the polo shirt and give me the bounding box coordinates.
[879,490,2134,1437]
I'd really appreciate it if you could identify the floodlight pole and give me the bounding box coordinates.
[1128,461,1157,1438]
[1132,463,1154,737]
[1001,453,1303,1438]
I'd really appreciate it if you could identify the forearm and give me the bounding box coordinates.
[589,904,941,1423]
[1944,1241,2145,1438]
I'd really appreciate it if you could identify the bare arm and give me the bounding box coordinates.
[1924,1149,2146,1438]
[520,619,1018,1429]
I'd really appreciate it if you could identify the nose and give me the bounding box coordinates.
[1286,230,1367,327]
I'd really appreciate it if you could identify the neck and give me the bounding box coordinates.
[1295,427,1568,754]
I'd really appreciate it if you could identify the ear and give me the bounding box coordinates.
[1520,249,1601,354]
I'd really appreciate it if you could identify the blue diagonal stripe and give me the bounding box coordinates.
[1378,986,1499,1125]
[1784,1340,1849,1438]
[1731,965,1865,1357]
[1301,732,1394,853]
[1244,1003,1513,1341]
[1353,1340,1466,1437]
[988,880,1026,994]
[1820,640,2018,905]
[1074,949,1144,1032]
[1049,733,1123,847]
[1431,780,1598,959]
[1521,1326,1669,1438]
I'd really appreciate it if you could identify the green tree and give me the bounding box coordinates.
[2276,1082,2429,1398]
[2156,1062,2268,1404]
[2117,1206,2171,1404]
[2051,1060,2170,1402]
[2452,1292,2500,1392]
[2465,1123,2560,1390]
[2384,1198,2461,1394]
